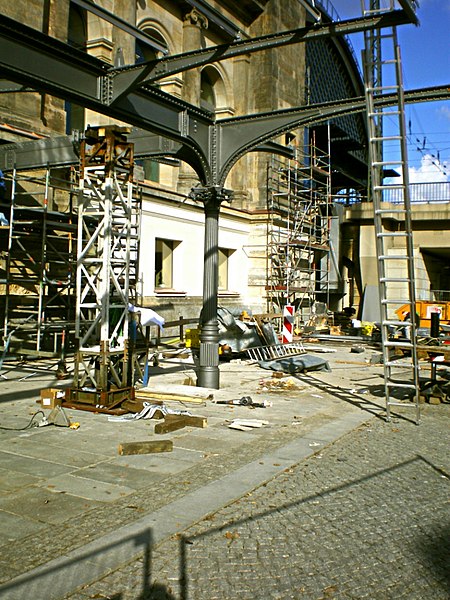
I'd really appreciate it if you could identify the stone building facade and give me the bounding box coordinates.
[0,0,448,332]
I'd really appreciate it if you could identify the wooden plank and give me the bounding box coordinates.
[166,414,207,427]
[154,415,207,434]
[62,402,128,415]
[416,345,450,360]
[138,384,214,399]
[118,440,173,455]
[135,392,205,404]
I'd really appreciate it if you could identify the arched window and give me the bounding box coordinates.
[67,6,87,50]
[200,67,219,112]
[135,28,167,65]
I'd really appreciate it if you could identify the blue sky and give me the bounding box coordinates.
[330,0,450,182]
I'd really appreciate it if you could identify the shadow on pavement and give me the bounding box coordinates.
[0,528,175,600]
[297,373,386,419]
[173,453,450,599]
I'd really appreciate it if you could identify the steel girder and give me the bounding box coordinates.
[216,85,450,184]
[0,14,213,182]
[108,11,413,100]
[1,85,448,178]
[0,9,424,185]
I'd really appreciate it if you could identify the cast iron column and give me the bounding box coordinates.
[193,186,231,389]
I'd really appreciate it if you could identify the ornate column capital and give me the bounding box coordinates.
[190,185,233,208]
[183,9,209,30]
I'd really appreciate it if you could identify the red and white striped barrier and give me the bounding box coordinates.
[282,304,294,344]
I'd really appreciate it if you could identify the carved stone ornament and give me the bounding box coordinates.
[184,9,209,29]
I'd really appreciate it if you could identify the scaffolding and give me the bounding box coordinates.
[266,139,332,325]
[1,166,77,361]
[0,127,144,400]
[70,126,142,406]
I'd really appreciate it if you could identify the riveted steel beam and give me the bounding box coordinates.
[0,14,213,183]
[0,9,426,184]
[108,10,414,101]
[0,131,187,171]
[0,85,447,175]
[216,84,450,184]
[398,0,420,25]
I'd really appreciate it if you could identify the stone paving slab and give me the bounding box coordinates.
[64,405,449,600]
[0,409,374,600]
[0,451,74,478]
[0,510,47,545]
[0,345,444,599]
[0,437,105,468]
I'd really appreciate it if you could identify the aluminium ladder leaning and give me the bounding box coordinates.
[362,1,420,423]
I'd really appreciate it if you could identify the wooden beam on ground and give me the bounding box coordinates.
[121,399,164,413]
[135,384,213,404]
[118,440,173,455]
[154,414,207,434]
[135,391,206,404]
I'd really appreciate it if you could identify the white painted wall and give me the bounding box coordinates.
[139,198,250,299]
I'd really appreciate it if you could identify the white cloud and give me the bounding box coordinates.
[409,154,448,183]
[438,105,450,122]
[385,154,449,203]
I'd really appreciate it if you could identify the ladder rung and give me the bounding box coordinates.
[386,381,416,389]
[382,320,409,327]
[367,85,399,92]
[385,360,414,368]
[363,8,388,15]
[381,299,413,305]
[380,277,411,283]
[384,341,414,349]
[379,255,408,260]
[374,185,406,192]
[377,232,408,238]
[375,208,407,213]
[386,402,418,408]
[368,111,401,118]
[372,160,404,167]
[371,136,402,142]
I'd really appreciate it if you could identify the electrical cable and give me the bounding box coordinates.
[0,410,46,431]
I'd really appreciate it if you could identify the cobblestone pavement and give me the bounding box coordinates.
[64,404,450,600]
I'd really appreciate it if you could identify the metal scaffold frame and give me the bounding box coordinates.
[71,126,141,405]
[1,165,77,362]
[265,135,332,327]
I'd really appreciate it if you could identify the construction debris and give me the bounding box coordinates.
[46,405,71,427]
[37,405,71,428]
[155,414,207,434]
[40,388,66,409]
[246,342,305,361]
[108,402,192,422]
[216,396,272,408]
[258,377,301,392]
[118,440,173,455]
[259,355,331,374]
[227,419,269,431]
[419,382,450,404]
[135,384,213,405]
